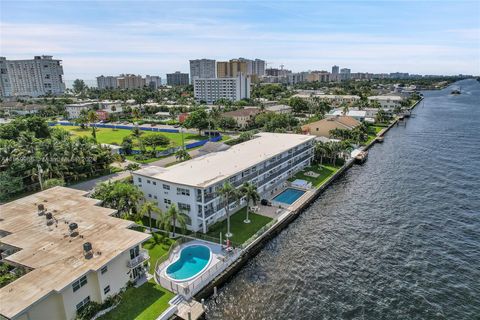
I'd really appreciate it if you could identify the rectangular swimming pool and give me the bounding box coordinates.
[272,188,306,205]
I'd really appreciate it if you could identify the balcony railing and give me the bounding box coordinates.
[201,147,313,204]
[127,249,149,268]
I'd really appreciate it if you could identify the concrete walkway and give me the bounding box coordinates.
[176,299,204,320]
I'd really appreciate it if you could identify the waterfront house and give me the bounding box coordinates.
[367,95,403,108]
[301,116,360,138]
[0,187,150,320]
[292,93,361,105]
[133,132,315,233]
[326,109,367,122]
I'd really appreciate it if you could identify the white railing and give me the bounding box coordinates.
[127,249,149,268]
[155,248,241,299]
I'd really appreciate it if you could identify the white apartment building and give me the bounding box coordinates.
[96,75,118,90]
[292,93,361,105]
[194,74,251,104]
[0,58,13,97]
[0,187,150,320]
[367,95,403,108]
[0,56,65,97]
[252,59,266,76]
[145,75,162,89]
[189,59,216,84]
[133,133,315,233]
[65,103,94,119]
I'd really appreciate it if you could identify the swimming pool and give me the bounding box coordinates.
[166,245,212,282]
[272,188,306,205]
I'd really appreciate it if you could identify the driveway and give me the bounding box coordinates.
[149,149,202,167]
[69,170,131,191]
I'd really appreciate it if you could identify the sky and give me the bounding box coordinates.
[1,0,479,82]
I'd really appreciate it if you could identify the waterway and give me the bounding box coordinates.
[205,79,480,319]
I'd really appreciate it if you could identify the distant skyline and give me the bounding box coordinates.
[1,0,479,81]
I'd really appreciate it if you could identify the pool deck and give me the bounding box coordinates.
[155,239,240,299]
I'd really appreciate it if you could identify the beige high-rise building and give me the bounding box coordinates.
[116,74,145,89]
[217,59,249,78]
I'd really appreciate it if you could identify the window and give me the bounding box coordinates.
[153,181,157,185]
[164,199,171,205]
[178,203,191,212]
[148,194,152,198]
[72,275,88,292]
[101,266,108,274]
[177,188,190,196]
[147,180,151,184]
[76,296,90,312]
[154,195,158,199]
[130,246,139,259]
[138,177,142,183]
[163,184,170,190]
[104,285,110,295]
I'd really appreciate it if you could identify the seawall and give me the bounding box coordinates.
[194,97,424,302]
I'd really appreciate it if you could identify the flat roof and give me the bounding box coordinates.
[329,110,367,117]
[134,132,315,188]
[292,93,360,99]
[368,95,403,100]
[0,187,150,319]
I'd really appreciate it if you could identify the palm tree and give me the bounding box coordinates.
[132,107,140,120]
[87,110,99,141]
[314,142,327,165]
[218,182,238,238]
[175,149,191,161]
[240,182,259,224]
[140,201,162,232]
[160,204,187,237]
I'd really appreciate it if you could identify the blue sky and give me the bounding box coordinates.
[1,0,479,81]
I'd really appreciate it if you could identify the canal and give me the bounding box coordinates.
[205,79,480,319]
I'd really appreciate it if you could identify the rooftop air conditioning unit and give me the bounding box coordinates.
[69,222,79,237]
[37,204,45,216]
[83,242,93,259]
[45,212,54,226]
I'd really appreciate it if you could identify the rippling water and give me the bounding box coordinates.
[205,79,480,320]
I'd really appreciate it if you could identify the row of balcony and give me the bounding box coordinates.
[200,153,312,219]
[202,147,313,203]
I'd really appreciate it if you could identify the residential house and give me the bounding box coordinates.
[301,116,360,138]
[221,108,262,128]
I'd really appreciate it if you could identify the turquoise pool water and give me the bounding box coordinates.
[166,245,211,281]
[273,188,306,205]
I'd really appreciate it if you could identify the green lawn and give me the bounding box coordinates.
[142,233,174,274]
[56,125,204,147]
[97,280,174,320]
[96,231,175,320]
[206,207,272,245]
[289,164,339,187]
